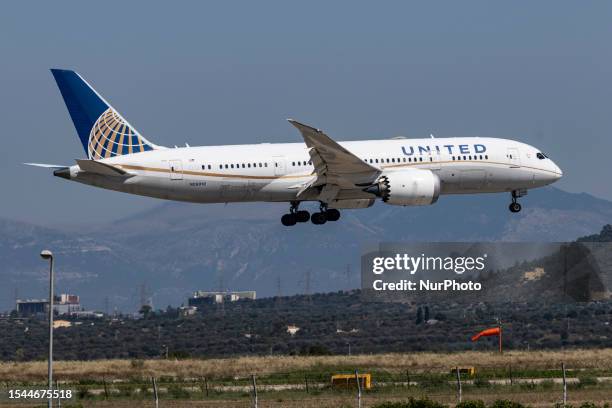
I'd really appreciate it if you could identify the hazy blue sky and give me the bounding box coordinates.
[2,1,611,226]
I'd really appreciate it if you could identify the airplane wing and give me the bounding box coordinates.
[287,119,380,199]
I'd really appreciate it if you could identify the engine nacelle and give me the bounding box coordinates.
[364,169,441,206]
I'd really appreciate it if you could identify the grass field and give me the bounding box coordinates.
[2,349,611,382]
[1,349,611,407]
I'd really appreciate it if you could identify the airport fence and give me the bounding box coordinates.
[1,362,610,407]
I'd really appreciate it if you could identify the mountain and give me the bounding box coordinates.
[2,187,612,312]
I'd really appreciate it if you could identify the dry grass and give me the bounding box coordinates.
[2,349,612,383]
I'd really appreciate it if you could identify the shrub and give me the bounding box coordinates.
[473,376,490,388]
[577,375,598,387]
[75,385,90,400]
[130,359,145,369]
[579,403,603,408]
[489,401,528,408]
[372,398,447,408]
[456,401,486,408]
[167,384,190,399]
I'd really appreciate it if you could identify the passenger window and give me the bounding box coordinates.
[485,155,488,159]
[419,157,423,162]
[265,163,268,167]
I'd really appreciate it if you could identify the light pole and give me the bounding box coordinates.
[40,250,54,408]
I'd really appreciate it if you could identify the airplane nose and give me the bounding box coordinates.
[551,162,563,181]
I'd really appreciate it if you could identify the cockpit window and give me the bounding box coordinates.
[536,152,547,160]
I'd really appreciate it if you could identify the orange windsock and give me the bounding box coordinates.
[471,327,501,342]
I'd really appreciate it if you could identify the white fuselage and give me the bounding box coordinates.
[62,137,562,205]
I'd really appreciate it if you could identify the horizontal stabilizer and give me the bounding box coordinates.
[76,159,128,176]
[24,163,68,170]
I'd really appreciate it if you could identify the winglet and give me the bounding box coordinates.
[287,118,322,134]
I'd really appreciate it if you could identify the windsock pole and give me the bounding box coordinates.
[498,325,503,353]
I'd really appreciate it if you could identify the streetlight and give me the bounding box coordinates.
[40,250,54,408]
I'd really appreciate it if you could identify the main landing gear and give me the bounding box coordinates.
[311,203,341,225]
[281,201,311,226]
[280,202,341,226]
[509,190,526,213]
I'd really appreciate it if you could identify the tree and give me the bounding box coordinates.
[416,307,423,325]
[139,305,152,319]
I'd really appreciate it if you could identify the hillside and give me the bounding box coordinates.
[2,291,611,361]
[2,187,612,311]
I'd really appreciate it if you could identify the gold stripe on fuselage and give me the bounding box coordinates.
[114,159,558,181]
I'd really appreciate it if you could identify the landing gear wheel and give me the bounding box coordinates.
[311,212,327,225]
[281,213,297,226]
[509,202,522,213]
[295,210,310,223]
[325,208,341,221]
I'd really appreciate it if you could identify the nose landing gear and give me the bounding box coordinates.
[509,201,522,213]
[509,190,526,213]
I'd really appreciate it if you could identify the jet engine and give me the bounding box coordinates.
[364,169,441,206]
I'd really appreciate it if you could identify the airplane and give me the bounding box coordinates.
[27,69,563,226]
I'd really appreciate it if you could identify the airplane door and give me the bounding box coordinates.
[169,160,183,180]
[273,156,286,176]
[507,148,520,168]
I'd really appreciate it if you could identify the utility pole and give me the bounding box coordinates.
[345,264,351,290]
[563,245,568,299]
[305,268,311,302]
[40,250,54,408]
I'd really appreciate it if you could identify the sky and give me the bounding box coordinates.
[1,1,611,227]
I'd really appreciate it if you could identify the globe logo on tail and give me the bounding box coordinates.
[88,108,154,160]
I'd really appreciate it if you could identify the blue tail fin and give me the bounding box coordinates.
[51,69,158,160]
